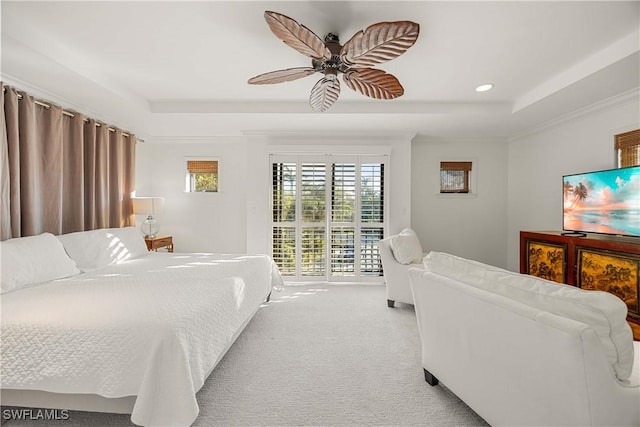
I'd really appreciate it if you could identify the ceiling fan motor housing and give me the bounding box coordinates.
[313,33,349,77]
[311,33,346,78]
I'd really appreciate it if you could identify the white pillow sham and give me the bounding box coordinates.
[107,227,149,259]
[1,233,80,294]
[424,251,635,381]
[58,227,148,272]
[389,228,423,264]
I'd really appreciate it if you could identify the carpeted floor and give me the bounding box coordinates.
[3,284,488,426]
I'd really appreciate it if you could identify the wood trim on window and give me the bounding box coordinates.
[615,129,640,168]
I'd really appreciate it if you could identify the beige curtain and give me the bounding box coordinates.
[0,83,136,240]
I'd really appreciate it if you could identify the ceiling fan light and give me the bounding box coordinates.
[475,83,494,92]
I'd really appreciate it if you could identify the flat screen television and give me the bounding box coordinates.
[563,165,640,238]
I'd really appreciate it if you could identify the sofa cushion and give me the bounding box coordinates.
[389,228,423,265]
[58,227,148,272]
[1,233,80,293]
[423,251,635,381]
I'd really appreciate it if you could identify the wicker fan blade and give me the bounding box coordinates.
[340,21,419,67]
[309,77,341,112]
[264,11,332,61]
[343,68,404,99]
[248,67,317,85]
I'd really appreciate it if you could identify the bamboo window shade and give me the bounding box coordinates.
[615,129,640,167]
[186,160,218,174]
[440,161,473,171]
[440,161,472,193]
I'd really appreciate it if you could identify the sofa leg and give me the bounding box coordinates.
[266,292,271,302]
[387,299,395,308]
[424,369,439,386]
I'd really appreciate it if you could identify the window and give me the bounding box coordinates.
[186,160,218,192]
[440,161,472,193]
[271,155,386,281]
[616,129,640,168]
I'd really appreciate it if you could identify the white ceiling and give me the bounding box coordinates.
[1,1,639,140]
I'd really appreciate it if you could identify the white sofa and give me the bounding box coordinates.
[378,228,424,307]
[408,252,640,427]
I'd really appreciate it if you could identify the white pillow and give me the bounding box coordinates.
[106,227,149,259]
[58,227,148,272]
[1,233,80,293]
[57,228,113,271]
[424,251,635,381]
[389,228,423,264]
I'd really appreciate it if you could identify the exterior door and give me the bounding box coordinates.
[271,155,387,282]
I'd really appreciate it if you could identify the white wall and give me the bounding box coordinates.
[506,97,640,271]
[137,132,413,260]
[135,98,638,269]
[411,138,509,268]
[135,138,248,253]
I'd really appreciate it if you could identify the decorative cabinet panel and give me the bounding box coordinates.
[525,240,567,284]
[520,231,640,340]
[576,248,639,324]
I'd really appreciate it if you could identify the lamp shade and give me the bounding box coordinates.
[132,197,164,215]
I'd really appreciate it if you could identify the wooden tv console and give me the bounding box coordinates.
[520,231,640,340]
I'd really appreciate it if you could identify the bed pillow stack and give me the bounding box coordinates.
[0,233,80,293]
[57,227,149,271]
[423,251,635,381]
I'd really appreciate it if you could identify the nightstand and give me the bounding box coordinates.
[145,235,174,252]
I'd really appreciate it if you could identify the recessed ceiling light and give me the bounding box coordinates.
[475,84,494,92]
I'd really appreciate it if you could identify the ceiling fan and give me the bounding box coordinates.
[248,11,420,112]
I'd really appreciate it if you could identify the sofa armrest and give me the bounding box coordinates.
[378,237,417,305]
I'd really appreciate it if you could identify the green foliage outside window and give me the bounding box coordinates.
[192,173,218,192]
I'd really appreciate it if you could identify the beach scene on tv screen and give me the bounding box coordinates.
[563,167,640,237]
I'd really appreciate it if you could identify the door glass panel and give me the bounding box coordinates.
[360,163,384,223]
[361,227,384,276]
[331,163,355,223]
[272,226,296,275]
[331,226,355,276]
[301,163,326,222]
[272,163,296,222]
[301,226,326,276]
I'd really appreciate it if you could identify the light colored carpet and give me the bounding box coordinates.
[3,284,488,426]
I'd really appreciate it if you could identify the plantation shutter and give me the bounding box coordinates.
[272,162,297,275]
[187,160,218,174]
[271,155,386,281]
[615,129,640,167]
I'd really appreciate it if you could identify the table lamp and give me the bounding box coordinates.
[132,197,165,239]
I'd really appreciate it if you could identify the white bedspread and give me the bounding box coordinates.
[1,252,280,426]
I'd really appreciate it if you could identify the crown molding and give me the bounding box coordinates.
[140,135,246,144]
[149,100,511,115]
[509,87,640,142]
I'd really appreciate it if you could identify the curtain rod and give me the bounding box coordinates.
[4,88,134,139]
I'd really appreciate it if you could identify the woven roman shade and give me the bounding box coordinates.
[187,160,218,174]
[615,129,640,168]
[440,161,472,171]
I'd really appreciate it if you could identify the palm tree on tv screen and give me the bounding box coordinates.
[563,181,573,203]
[570,182,589,209]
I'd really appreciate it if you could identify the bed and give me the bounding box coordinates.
[0,227,283,426]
